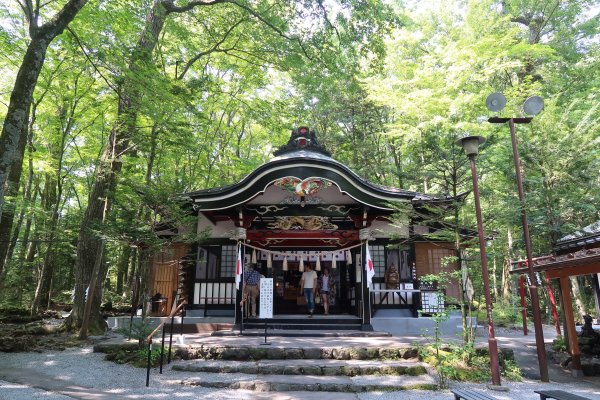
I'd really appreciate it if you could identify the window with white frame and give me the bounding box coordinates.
[369,245,385,278]
[220,245,236,278]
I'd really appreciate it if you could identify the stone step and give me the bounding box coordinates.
[172,359,428,376]
[213,329,391,338]
[177,371,438,392]
[175,345,419,361]
[240,323,363,331]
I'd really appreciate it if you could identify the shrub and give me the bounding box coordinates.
[115,318,157,346]
[419,342,522,383]
[552,335,567,352]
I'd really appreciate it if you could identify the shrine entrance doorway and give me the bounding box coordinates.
[255,250,357,316]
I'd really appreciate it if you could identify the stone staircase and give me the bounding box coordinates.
[169,344,438,393]
[240,315,363,331]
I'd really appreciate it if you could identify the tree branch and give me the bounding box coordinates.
[228,0,313,60]
[66,27,121,99]
[162,0,229,14]
[38,0,88,39]
[177,17,247,80]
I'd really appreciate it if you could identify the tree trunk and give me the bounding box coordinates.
[1,108,37,277]
[571,276,588,320]
[31,173,60,314]
[0,0,89,220]
[0,116,28,278]
[116,245,132,295]
[64,0,169,333]
[63,127,121,332]
[127,246,138,289]
[501,227,514,298]
[18,185,38,264]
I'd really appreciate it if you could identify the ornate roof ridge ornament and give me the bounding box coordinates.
[273,126,331,157]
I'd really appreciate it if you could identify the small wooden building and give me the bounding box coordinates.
[149,127,465,330]
[511,220,600,375]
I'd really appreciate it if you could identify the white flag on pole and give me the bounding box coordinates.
[235,245,243,290]
[365,244,375,285]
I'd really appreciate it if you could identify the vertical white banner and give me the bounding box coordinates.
[259,278,273,319]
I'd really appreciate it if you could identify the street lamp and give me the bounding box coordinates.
[456,135,502,388]
[486,92,549,382]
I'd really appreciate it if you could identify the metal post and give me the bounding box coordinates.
[159,324,166,374]
[469,155,502,387]
[167,313,175,364]
[261,320,271,345]
[145,341,152,387]
[508,118,549,382]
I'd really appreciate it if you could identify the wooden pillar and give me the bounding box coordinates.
[355,249,363,318]
[559,276,583,377]
[556,279,569,351]
[545,276,561,336]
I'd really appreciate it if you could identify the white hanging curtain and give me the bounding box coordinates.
[266,252,272,269]
[331,256,336,269]
[346,250,352,264]
[283,256,288,271]
[299,256,304,272]
[251,249,257,264]
[316,257,321,271]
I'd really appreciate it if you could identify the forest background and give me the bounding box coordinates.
[0,0,598,334]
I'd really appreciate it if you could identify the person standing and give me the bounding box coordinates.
[300,264,318,317]
[243,264,260,317]
[317,267,336,315]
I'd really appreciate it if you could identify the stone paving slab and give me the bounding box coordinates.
[216,329,392,337]
[173,358,428,376]
[180,371,438,392]
[228,390,361,399]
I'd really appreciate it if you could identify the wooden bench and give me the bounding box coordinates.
[534,390,591,400]
[451,389,496,400]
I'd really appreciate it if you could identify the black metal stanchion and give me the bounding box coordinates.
[167,313,175,364]
[145,340,152,387]
[240,301,244,335]
[261,320,270,345]
[159,325,166,374]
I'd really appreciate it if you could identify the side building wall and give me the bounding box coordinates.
[414,242,460,302]
[148,242,191,315]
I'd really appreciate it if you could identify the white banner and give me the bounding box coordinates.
[259,278,273,319]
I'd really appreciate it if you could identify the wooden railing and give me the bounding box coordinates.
[145,300,187,387]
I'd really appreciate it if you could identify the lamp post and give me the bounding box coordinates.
[486,93,549,382]
[456,135,502,388]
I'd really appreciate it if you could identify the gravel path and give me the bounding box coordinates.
[1,344,600,400]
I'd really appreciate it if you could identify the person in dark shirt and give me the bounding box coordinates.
[243,264,261,317]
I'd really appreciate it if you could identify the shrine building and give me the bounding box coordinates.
[149,127,466,332]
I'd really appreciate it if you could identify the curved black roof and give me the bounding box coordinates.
[185,148,457,211]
